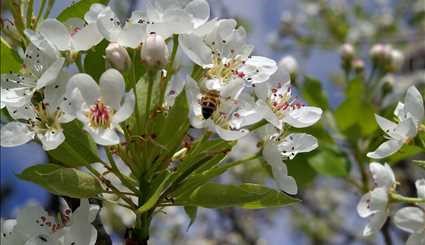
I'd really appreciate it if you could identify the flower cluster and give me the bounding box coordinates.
[1,199,99,245]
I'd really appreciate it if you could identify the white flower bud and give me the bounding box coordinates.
[105,43,131,72]
[278,55,298,75]
[390,49,404,71]
[369,43,385,60]
[352,58,365,73]
[340,43,355,60]
[141,32,169,68]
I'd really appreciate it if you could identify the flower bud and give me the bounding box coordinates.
[141,32,169,68]
[278,55,298,75]
[340,43,355,60]
[369,44,385,61]
[352,58,365,74]
[105,43,131,72]
[389,49,404,71]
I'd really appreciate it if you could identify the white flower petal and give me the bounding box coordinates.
[112,91,135,124]
[404,86,424,124]
[184,0,210,28]
[393,117,417,140]
[71,23,103,51]
[220,78,244,99]
[239,56,277,84]
[375,114,398,138]
[363,211,388,236]
[179,34,212,67]
[369,162,396,189]
[99,69,125,110]
[263,142,297,194]
[36,57,65,89]
[69,73,101,105]
[37,129,65,151]
[85,126,120,146]
[416,179,425,199]
[367,139,404,159]
[393,207,425,234]
[96,7,121,42]
[214,125,248,141]
[164,76,186,108]
[15,203,53,239]
[256,100,282,130]
[0,122,34,147]
[7,103,36,120]
[278,133,318,159]
[38,19,71,51]
[84,3,106,23]
[118,23,145,48]
[357,192,374,218]
[283,106,322,128]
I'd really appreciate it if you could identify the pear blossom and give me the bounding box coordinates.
[1,73,74,151]
[185,76,260,141]
[1,199,99,245]
[393,179,425,245]
[262,129,318,194]
[254,70,322,130]
[69,68,135,145]
[105,42,131,71]
[357,162,396,236]
[1,44,64,108]
[37,17,103,52]
[367,86,424,159]
[180,19,277,97]
[130,0,210,39]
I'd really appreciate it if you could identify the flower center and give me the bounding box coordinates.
[30,103,63,135]
[86,99,113,129]
[268,84,304,118]
[206,54,245,84]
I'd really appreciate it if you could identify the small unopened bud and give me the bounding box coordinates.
[141,32,169,68]
[171,147,188,161]
[389,49,404,71]
[278,55,298,75]
[340,43,355,60]
[105,43,131,71]
[369,44,385,61]
[352,59,365,74]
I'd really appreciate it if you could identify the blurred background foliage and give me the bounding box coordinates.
[1,0,424,244]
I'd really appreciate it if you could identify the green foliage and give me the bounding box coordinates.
[309,144,350,177]
[302,76,329,109]
[176,183,299,209]
[334,78,377,138]
[19,164,103,198]
[48,121,100,167]
[184,206,197,230]
[1,39,21,73]
[56,0,109,22]
[84,40,108,81]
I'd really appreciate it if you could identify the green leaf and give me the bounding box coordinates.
[184,206,197,230]
[413,160,425,170]
[308,145,349,177]
[1,38,21,73]
[334,78,377,137]
[302,76,329,109]
[84,40,108,81]
[137,173,174,214]
[48,121,100,167]
[57,0,109,22]
[19,164,103,198]
[176,183,299,209]
[388,144,423,164]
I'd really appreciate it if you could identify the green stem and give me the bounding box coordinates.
[144,71,156,131]
[131,50,142,134]
[34,0,46,29]
[105,148,139,193]
[248,119,268,131]
[75,54,84,72]
[390,193,425,204]
[26,0,34,29]
[43,0,55,19]
[158,34,179,107]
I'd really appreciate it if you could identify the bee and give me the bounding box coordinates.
[200,90,220,119]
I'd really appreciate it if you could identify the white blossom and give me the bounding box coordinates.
[357,162,396,236]
[367,86,424,159]
[140,32,169,67]
[69,68,135,145]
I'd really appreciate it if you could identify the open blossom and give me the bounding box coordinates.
[393,179,425,245]
[130,0,210,39]
[36,17,103,52]
[185,76,260,141]
[180,19,277,97]
[69,69,135,145]
[357,162,396,236]
[1,44,64,109]
[1,199,98,245]
[261,125,318,194]
[367,86,424,159]
[254,70,322,130]
[1,73,74,150]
